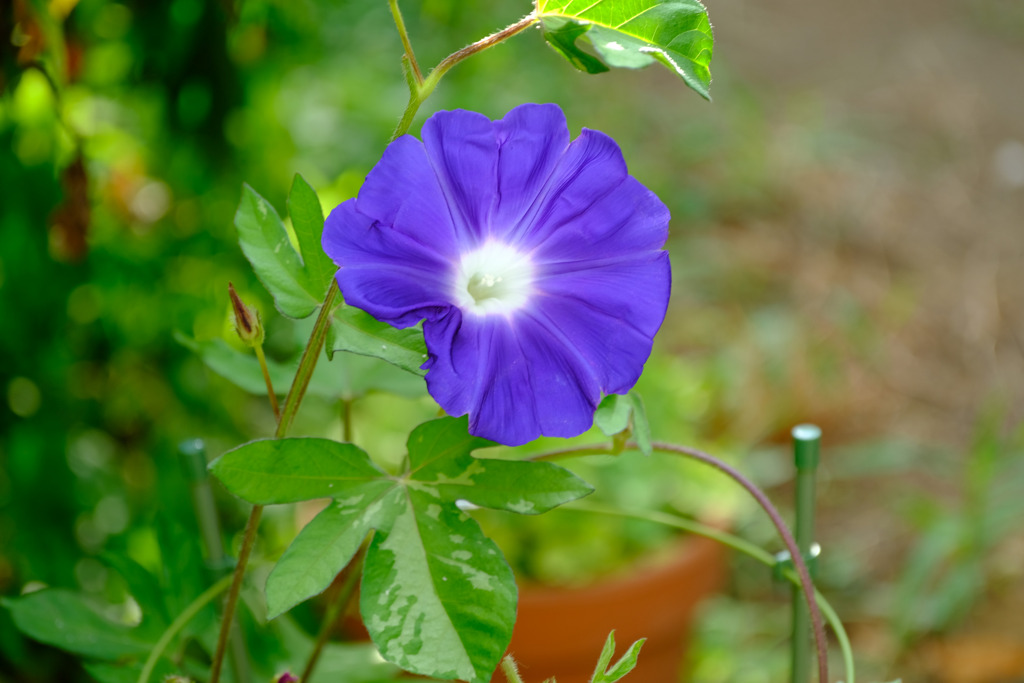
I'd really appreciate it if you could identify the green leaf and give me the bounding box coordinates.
[539,17,610,74]
[247,417,592,682]
[3,589,152,660]
[536,0,714,100]
[590,631,646,683]
[83,659,177,683]
[100,553,168,631]
[271,615,403,683]
[175,331,425,401]
[328,305,429,376]
[361,488,515,683]
[594,394,631,436]
[209,438,388,505]
[235,183,330,319]
[266,487,401,619]
[288,174,337,300]
[628,392,653,456]
[409,419,594,514]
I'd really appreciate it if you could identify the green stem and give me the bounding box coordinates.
[532,440,830,683]
[500,655,526,683]
[300,544,368,683]
[792,425,821,683]
[388,0,423,85]
[566,502,856,683]
[276,281,340,439]
[391,13,538,141]
[209,282,341,683]
[209,504,263,683]
[137,573,234,683]
[341,398,353,442]
[253,343,280,421]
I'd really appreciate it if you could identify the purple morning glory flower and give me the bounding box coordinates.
[323,103,670,446]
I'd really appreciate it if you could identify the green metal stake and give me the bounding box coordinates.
[790,424,821,683]
[179,440,251,683]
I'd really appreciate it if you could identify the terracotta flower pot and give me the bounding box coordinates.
[495,534,727,683]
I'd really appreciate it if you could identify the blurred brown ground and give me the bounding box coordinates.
[689,0,1024,680]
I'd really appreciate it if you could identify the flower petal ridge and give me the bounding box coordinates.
[322,103,671,446]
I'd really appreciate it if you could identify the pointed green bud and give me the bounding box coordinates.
[228,282,264,347]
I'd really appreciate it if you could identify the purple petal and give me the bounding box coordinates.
[511,314,602,438]
[533,175,669,263]
[492,104,570,238]
[421,110,499,248]
[323,202,453,328]
[423,312,600,445]
[511,128,630,250]
[532,252,671,393]
[351,135,460,261]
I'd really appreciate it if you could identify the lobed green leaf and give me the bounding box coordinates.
[250,418,593,681]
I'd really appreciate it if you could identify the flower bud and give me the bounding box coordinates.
[228,282,264,347]
[274,673,299,683]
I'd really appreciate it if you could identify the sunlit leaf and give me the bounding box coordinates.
[536,0,714,99]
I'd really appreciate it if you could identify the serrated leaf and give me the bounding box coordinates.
[175,331,425,400]
[594,394,631,436]
[289,174,337,299]
[536,0,714,100]
[628,392,652,456]
[210,438,387,505]
[590,630,645,683]
[228,417,591,682]
[235,183,329,319]
[4,589,152,660]
[329,305,429,376]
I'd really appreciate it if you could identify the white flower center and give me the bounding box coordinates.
[453,241,534,316]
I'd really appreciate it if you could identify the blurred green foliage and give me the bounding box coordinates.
[0,1,735,679]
